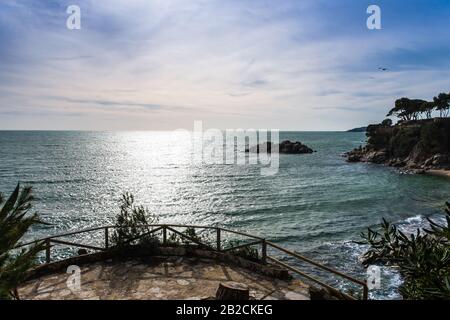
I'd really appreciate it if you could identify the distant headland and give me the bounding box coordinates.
[347,127,367,132]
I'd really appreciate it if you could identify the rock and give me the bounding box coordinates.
[345,146,365,163]
[389,158,406,167]
[176,279,190,286]
[366,150,387,164]
[347,154,361,162]
[346,151,363,162]
[280,140,314,154]
[424,157,434,167]
[431,154,448,166]
[246,140,314,154]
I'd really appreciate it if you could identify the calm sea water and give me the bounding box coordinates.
[1,131,449,299]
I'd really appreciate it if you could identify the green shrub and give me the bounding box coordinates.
[166,227,213,248]
[389,126,421,158]
[419,122,448,155]
[226,240,259,262]
[359,202,450,300]
[111,193,160,250]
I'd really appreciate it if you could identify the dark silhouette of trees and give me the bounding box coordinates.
[433,93,450,118]
[420,101,435,119]
[386,92,450,121]
[381,118,392,126]
[387,98,426,121]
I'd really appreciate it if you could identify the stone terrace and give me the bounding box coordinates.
[18,256,311,300]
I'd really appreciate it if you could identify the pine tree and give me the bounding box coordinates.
[0,184,45,299]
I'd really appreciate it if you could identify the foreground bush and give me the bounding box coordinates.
[0,184,44,299]
[111,193,160,251]
[360,202,450,300]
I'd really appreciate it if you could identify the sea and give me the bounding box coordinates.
[1,130,449,299]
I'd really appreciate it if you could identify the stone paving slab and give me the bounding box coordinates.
[18,256,310,300]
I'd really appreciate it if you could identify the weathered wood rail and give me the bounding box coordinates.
[17,224,368,300]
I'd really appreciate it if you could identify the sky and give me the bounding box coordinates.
[1,0,450,131]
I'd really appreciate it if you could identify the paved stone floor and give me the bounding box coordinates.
[18,256,310,300]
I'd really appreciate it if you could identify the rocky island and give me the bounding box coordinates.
[346,94,450,174]
[246,140,315,154]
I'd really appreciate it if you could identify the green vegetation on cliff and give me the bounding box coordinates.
[347,91,450,169]
[348,118,450,169]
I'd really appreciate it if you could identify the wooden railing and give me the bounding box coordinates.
[18,224,368,300]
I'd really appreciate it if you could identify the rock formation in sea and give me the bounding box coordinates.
[246,140,315,154]
[345,118,450,173]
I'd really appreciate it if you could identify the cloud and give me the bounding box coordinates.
[45,96,167,110]
[46,55,94,61]
[1,0,450,130]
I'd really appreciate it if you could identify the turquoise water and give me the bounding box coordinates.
[1,131,449,299]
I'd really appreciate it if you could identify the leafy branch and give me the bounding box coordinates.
[359,202,450,299]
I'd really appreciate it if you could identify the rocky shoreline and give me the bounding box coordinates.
[345,118,450,174]
[345,147,449,174]
[246,140,315,154]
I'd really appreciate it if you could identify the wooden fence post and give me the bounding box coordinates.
[104,227,109,249]
[216,228,221,251]
[163,225,167,245]
[261,239,267,263]
[45,239,51,263]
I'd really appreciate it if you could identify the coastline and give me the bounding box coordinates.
[345,118,450,175]
[426,169,450,179]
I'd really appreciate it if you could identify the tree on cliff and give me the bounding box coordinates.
[381,118,392,127]
[386,98,408,120]
[387,98,427,121]
[420,101,435,119]
[0,184,45,299]
[433,93,450,118]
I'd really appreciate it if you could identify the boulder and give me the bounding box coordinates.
[346,151,363,162]
[388,158,406,167]
[246,140,314,154]
[366,150,387,164]
[431,154,448,166]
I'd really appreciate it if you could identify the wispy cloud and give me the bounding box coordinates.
[45,96,169,110]
[1,0,450,130]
